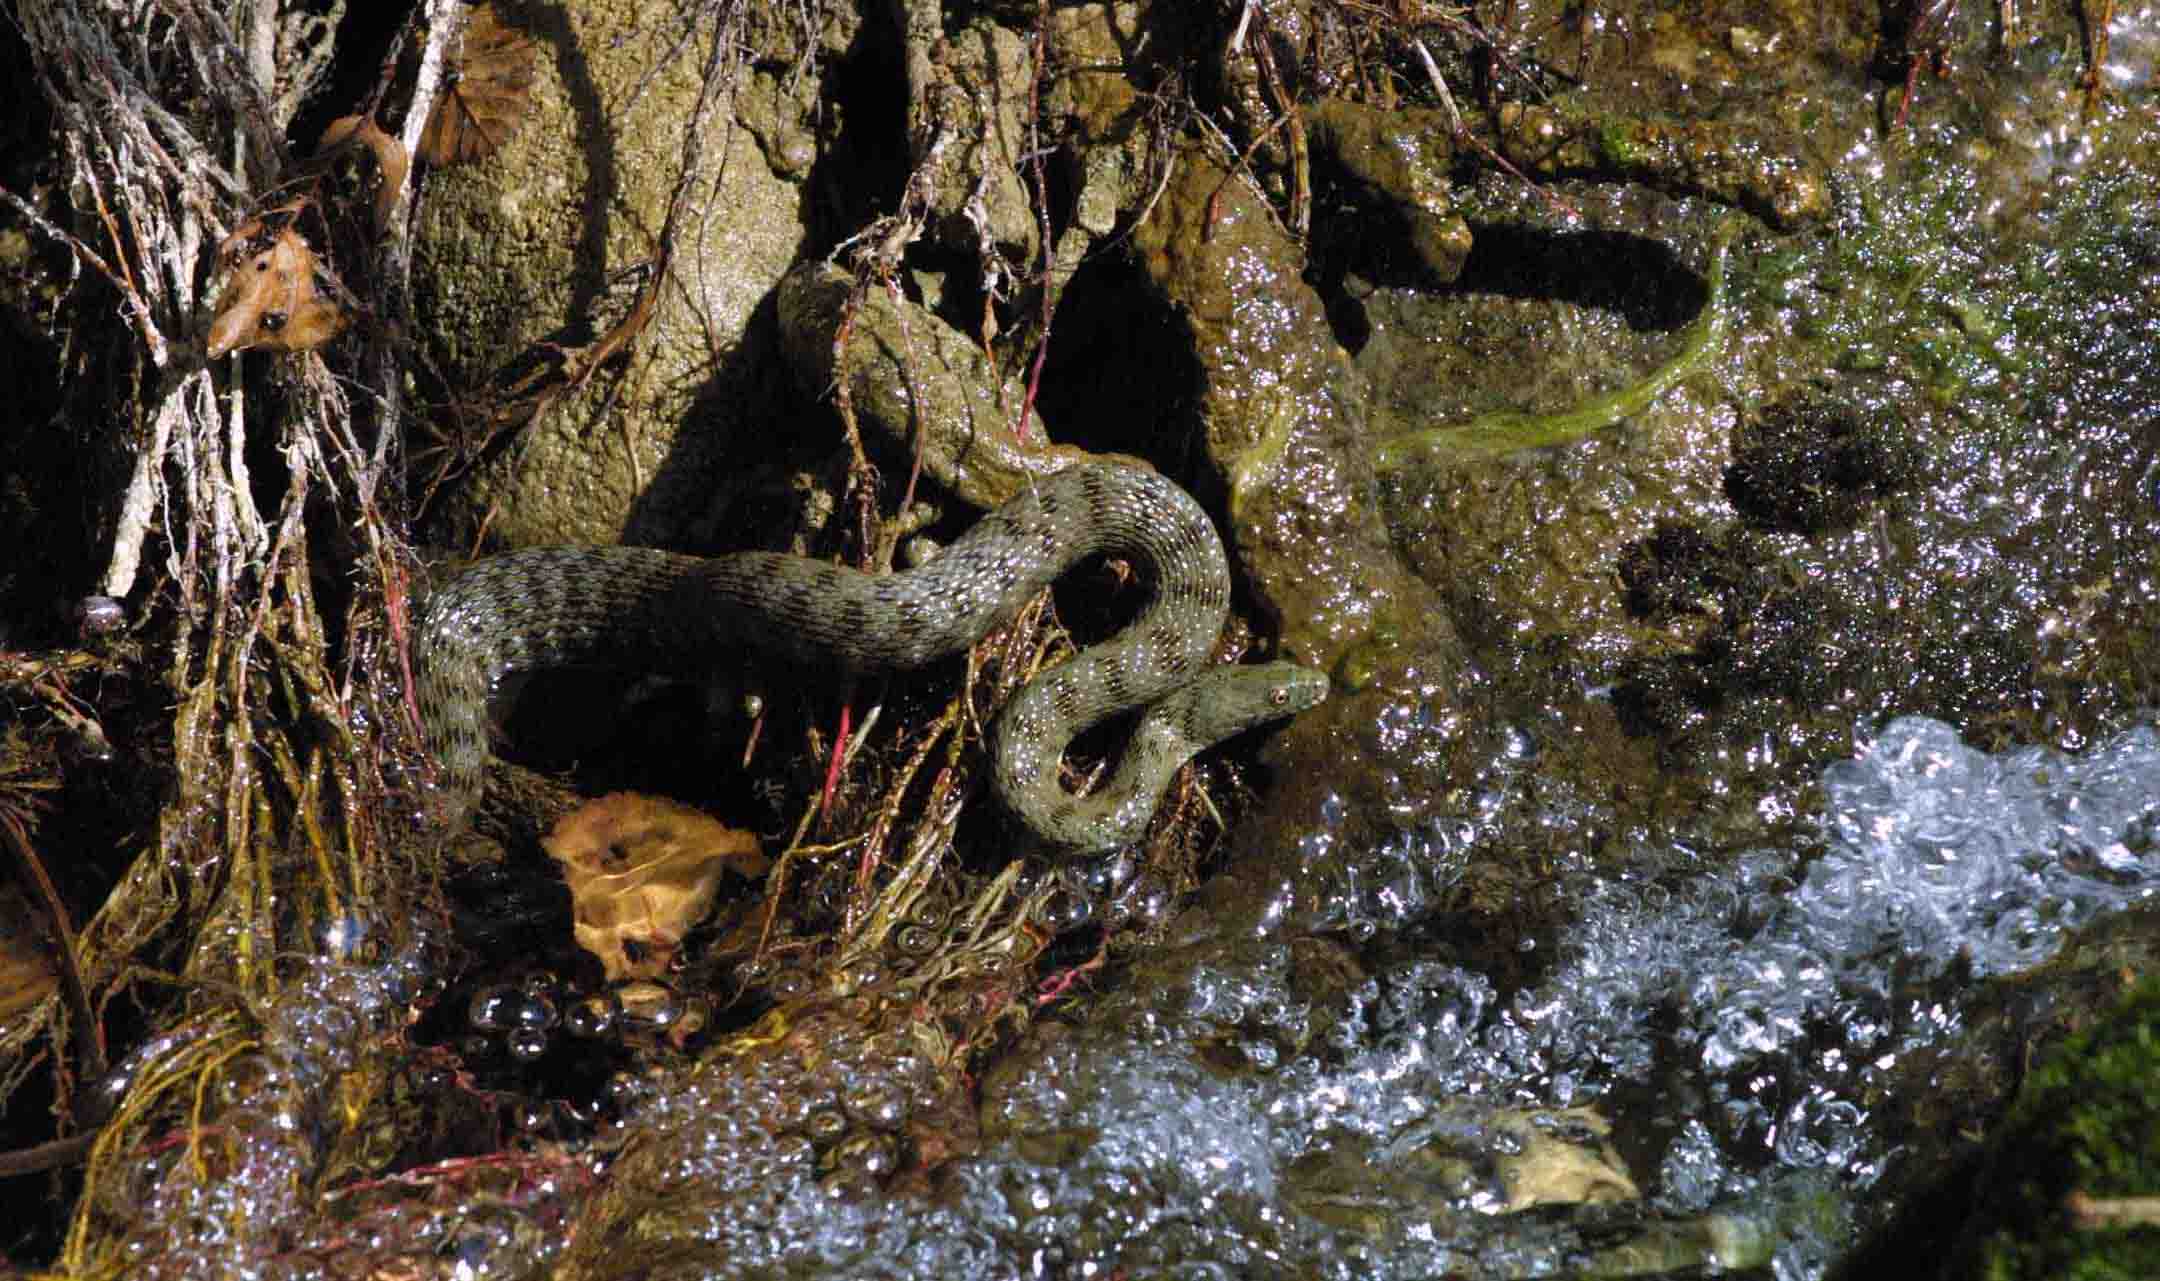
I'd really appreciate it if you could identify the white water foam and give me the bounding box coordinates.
[115,716,2160,1279]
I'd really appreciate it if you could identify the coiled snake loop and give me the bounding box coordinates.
[413,463,1327,854]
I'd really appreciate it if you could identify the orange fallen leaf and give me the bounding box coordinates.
[542,792,767,982]
[421,3,537,167]
[206,203,352,358]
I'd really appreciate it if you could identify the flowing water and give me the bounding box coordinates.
[101,713,2160,1280]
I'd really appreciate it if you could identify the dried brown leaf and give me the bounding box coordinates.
[543,793,767,982]
[206,204,353,357]
[317,114,412,228]
[420,3,538,167]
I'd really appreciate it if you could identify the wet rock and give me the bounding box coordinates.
[1131,145,1455,674]
[1498,103,1832,231]
[410,0,809,551]
[893,4,1038,264]
[1306,98,1473,286]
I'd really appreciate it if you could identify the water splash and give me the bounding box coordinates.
[109,716,2160,1279]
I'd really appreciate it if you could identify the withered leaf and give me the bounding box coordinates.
[316,113,412,228]
[206,204,352,358]
[542,792,767,983]
[420,3,538,167]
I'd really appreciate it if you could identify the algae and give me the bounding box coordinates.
[1370,219,1741,470]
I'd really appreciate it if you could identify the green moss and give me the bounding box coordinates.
[1953,978,2160,1279]
[1596,120,1650,169]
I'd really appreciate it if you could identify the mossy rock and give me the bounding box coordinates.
[409,0,811,551]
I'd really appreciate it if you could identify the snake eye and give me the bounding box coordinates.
[1270,687,1290,706]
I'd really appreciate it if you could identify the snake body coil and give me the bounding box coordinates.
[414,463,1326,854]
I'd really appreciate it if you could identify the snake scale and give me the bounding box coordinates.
[414,463,1329,855]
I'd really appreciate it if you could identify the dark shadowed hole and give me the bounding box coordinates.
[1032,252,1205,467]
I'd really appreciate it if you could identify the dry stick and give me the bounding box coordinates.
[377,0,468,751]
[2066,1190,2160,1230]
[2081,0,2116,118]
[1408,34,1576,221]
[0,810,106,1084]
[1011,0,1059,443]
[1244,7,1312,240]
[16,10,208,600]
[158,0,288,178]
[824,240,938,826]
[0,1132,98,1177]
[367,0,466,495]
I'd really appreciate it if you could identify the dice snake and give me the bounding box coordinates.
[413,462,1328,854]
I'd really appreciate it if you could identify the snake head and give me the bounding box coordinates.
[1208,661,1328,736]
[1268,663,1331,714]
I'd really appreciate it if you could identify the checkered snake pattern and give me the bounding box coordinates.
[413,463,1327,854]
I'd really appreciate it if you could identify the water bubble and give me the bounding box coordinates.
[843,1081,907,1130]
[505,1026,551,1062]
[833,1131,899,1179]
[467,984,521,1033]
[564,993,619,1038]
[617,984,685,1031]
[1114,874,1174,929]
[1034,887,1097,933]
[905,895,952,928]
[1078,851,1138,897]
[517,992,559,1031]
[841,958,892,994]
[819,1169,881,1202]
[604,1072,649,1112]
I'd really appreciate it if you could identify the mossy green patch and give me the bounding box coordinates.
[1951,977,2160,1280]
[1370,219,1741,471]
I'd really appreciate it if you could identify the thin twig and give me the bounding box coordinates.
[1409,34,1577,219]
[0,1132,97,1177]
[0,808,105,1083]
